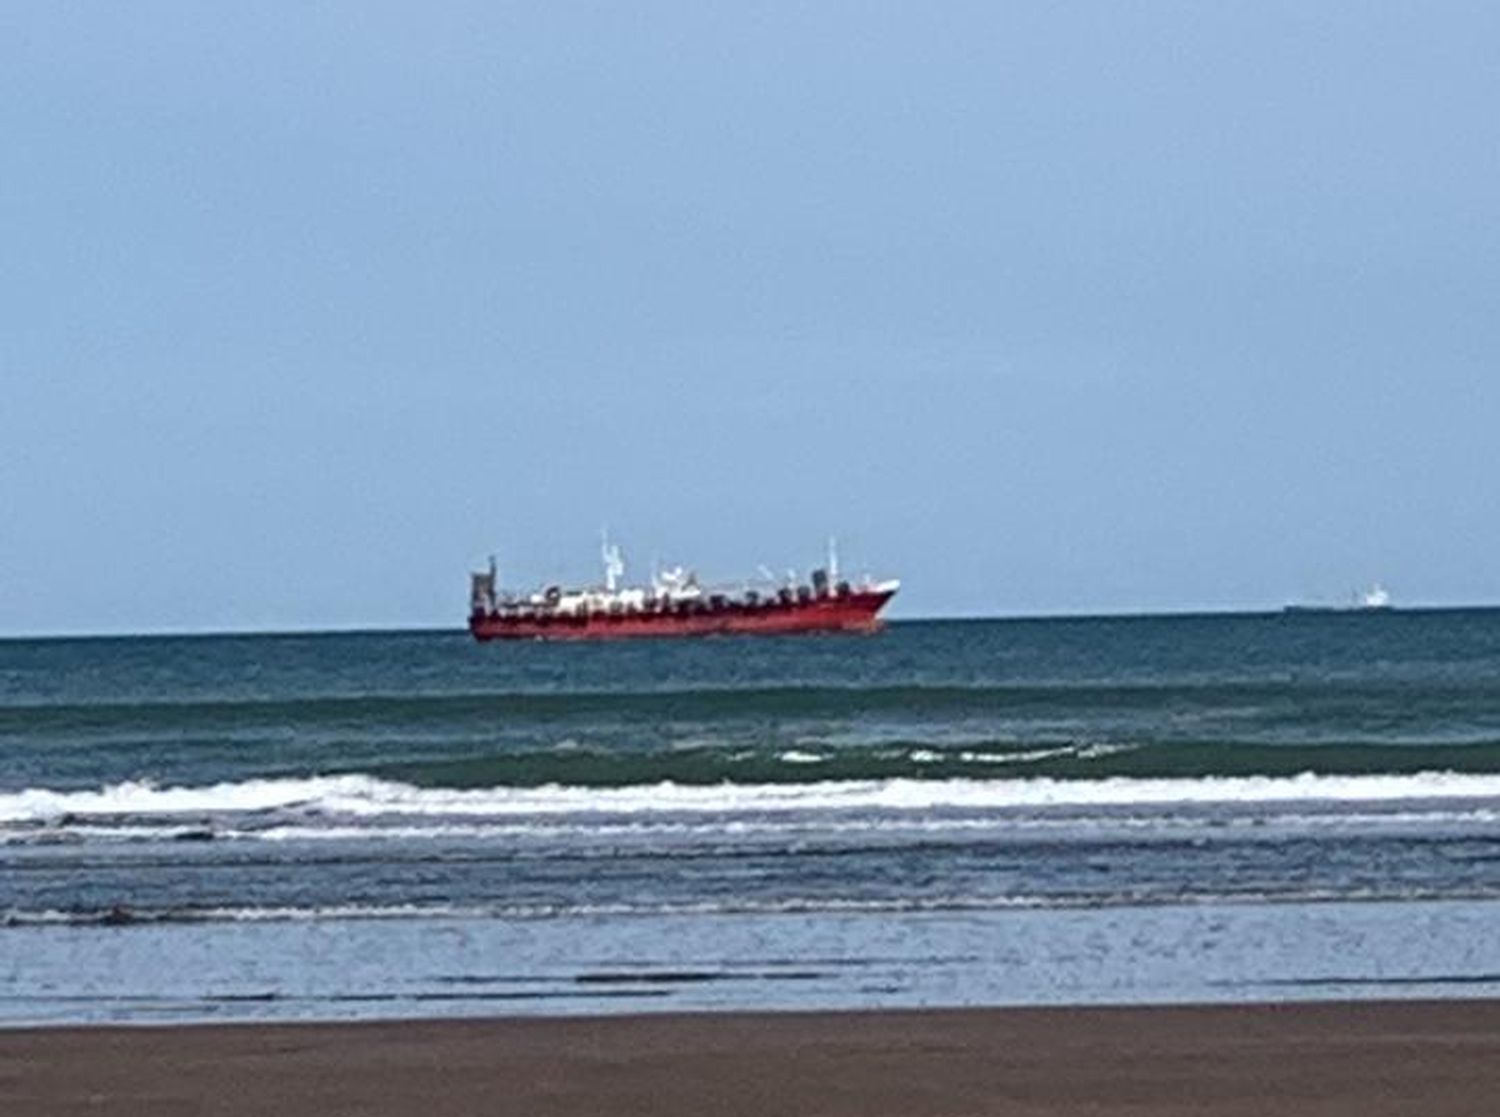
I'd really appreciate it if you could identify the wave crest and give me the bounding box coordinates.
[7,769,1500,826]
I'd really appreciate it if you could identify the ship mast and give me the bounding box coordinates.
[601,529,625,593]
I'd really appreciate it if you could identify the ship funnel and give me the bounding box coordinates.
[470,556,497,614]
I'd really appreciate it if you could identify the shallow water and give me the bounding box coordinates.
[6,899,1499,1026]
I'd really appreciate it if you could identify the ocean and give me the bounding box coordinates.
[5,612,1500,1025]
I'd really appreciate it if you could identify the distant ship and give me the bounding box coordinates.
[1283,584,1394,615]
[469,539,899,640]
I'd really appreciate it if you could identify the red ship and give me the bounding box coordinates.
[469,540,898,640]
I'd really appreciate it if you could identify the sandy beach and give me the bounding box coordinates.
[5,999,1499,1116]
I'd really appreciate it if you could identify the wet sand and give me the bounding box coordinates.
[4,1000,1499,1116]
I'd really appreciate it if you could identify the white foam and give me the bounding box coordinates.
[777,750,827,764]
[912,743,1136,765]
[225,806,1500,845]
[6,770,1500,825]
[957,746,1077,764]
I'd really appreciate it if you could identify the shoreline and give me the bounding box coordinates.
[6,999,1500,1116]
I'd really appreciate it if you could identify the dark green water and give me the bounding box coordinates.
[5,611,1500,793]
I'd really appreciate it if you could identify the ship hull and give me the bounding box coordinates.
[469,589,895,641]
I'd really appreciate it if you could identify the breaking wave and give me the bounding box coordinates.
[356,738,1500,789]
[7,769,1500,827]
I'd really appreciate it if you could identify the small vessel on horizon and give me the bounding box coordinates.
[469,538,899,640]
[1283,583,1394,615]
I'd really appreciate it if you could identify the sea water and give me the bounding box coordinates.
[3,612,1500,1024]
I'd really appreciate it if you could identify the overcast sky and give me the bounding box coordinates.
[3,2,1497,634]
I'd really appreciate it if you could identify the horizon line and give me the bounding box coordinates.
[3,603,1498,642]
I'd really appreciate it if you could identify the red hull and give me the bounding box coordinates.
[469,589,895,641]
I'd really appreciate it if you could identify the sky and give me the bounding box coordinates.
[3,2,1498,634]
